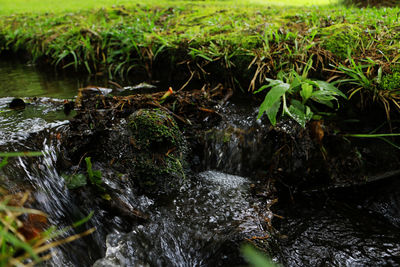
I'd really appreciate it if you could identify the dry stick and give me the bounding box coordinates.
[196,62,208,75]
[108,81,122,89]
[177,70,195,92]
[147,101,189,125]
[10,253,53,267]
[248,62,264,92]
[70,152,88,177]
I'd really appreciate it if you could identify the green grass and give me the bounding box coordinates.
[0,0,337,15]
[0,0,400,119]
[0,0,133,14]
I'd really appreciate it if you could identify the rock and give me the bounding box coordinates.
[127,109,187,196]
[62,107,187,196]
[9,98,25,110]
[63,100,75,115]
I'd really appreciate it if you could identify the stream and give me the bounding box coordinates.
[1,60,400,266]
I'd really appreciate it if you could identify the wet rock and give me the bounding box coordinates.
[127,109,187,195]
[63,107,187,196]
[9,98,25,109]
[63,100,75,115]
[199,102,400,192]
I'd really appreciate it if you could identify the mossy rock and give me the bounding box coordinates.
[128,109,187,195]
[319,24,363,59]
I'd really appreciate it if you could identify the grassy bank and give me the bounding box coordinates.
[0,0,336,15]
[1,0,400,118]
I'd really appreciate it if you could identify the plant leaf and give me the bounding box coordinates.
[300,83,313,103]
[266,100,281,126]
[62,174,87,189]
[241,244,276,267]
[314,80,347,99]
[311,90,338,108]
[254,84,272,94]
[257,83,289,120]
[288,100,313,128]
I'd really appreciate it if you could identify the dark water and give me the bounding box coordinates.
[206,101,400,266]
[1,60,400,266]
[0,59,161,99]
[0,60,82,98]
[272,182,400,266]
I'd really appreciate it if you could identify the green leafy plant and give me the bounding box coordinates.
[256,60,346,127]
[336,58,400,120]
[62,173,87,190]
[85,157,105,191]
[61,157,105,192]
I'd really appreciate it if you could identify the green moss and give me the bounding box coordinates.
[129,109,182,149]
[319,24,363,59]
[381,72,400,91]
[127,109,187,195]
[391,65,400,73]
[223,132,232,143]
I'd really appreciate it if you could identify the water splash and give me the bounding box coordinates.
[94,171,267,267]
[0,97,70,145]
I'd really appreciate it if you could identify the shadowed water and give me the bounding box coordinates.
[0,60,82,98]
[272,180,400,266]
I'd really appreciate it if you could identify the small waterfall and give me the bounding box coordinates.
[17,136,70,220]
[200,102,272,178]
[0,98,102,266]
[94,171,267,267]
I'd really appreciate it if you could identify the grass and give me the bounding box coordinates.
[0,152,95,266]
[0,0,337,15]
[0,0,400,119]
[0,193,94,266]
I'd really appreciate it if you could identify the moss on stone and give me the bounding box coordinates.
[127,109,187,195]
[129,109,183,150]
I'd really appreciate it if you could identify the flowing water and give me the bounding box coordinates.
[0,99,268,266]
[94,171,266,267]
[272,183,400,266]
[1,60,400,266]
